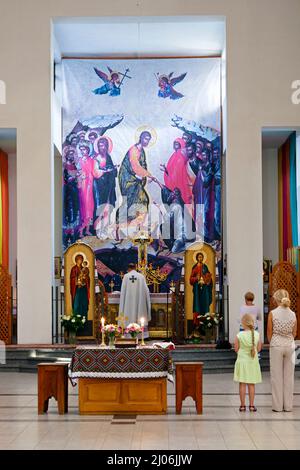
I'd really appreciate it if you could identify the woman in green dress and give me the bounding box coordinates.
[234,314,262,412]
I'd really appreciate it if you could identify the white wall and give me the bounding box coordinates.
[221,44,227,153]
[262,148,279,265]
[54,148,63,263]
[1,0,300,343]
[52,32,62,153]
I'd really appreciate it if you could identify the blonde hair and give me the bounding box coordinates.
[241,313,256,358]
[273,289,290,308]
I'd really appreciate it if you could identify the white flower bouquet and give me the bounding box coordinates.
[197,312,223,330]
[61,314,86,332]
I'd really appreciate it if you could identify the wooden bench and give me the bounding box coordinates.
[37,362,69,414]
[174,361,203,414]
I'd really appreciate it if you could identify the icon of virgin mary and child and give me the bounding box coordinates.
[70,254,90,317]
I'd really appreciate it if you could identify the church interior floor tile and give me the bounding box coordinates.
[0,371,300,449]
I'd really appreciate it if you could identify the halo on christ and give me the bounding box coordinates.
[193,250,207,264]
[135,125,157,147]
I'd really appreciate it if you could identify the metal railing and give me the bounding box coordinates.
[9,282,227,345]
[10,286,18,344]
[51,286,64,344]
[50,284,227,345]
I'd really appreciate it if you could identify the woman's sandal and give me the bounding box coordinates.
[249,406,257,412]
[239,406,246,412]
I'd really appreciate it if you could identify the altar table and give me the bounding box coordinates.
[69,347,173,414]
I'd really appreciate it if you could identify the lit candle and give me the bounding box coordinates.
[140,317,145,346]
[100,317,105,347]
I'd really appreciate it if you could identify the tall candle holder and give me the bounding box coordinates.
[100,317,106,347]
[140,317,145,346]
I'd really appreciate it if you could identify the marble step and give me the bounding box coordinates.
[0,347,298,373]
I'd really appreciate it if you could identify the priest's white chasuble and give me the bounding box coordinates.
[119,270,151,337]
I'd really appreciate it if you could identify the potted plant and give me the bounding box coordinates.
[61,314,86,344]
[197,312,223,343]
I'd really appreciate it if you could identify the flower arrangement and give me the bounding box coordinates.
[197,312,223,330]
[125,323,142,338]
[103,324,122,338]
[102,323,122,347]
[61,314,86,332]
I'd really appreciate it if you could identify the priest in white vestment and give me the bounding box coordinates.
[119,263,151,338]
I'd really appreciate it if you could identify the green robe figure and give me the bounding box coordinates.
[189,252,213,326]
[118,131,156,227]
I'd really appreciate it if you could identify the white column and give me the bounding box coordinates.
[226,133,264,343]
[15,23,53,344]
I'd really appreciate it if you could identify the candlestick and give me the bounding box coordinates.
[140,317,145,346]
[100,317,105,347]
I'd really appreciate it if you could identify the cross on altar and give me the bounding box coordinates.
[109,279,115,292]
[130,230,167,291]
[116,313,128,337]
[129,275,137,283]
[131,231,153,273]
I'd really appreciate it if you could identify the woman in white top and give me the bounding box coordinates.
[239,292,262,331]
[267,289,297,412]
